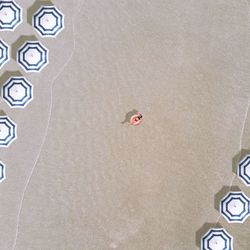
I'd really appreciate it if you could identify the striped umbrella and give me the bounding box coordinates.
[201,228,233,250]
[33,5,64,37]
[237,154,250,186]
[2,76,33,108]
[0,39,9,69]
[0,116,17,147]
[220,191,250,223]
[0,0,22,30]
[17,41,49,72]
[0,161,6,183]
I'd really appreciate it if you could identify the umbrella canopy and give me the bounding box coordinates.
[0,161,6,183]
[237,154,250,186]
[17,41,49,72]
[0,0,22,30]
[220,191,250,223]
[33,5,64,37]
[0,116,17,147]
[2,76,33,108]
[201,228,233,250]
[0,39,9,69]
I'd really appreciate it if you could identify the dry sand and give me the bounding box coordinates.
[1,0,250,249]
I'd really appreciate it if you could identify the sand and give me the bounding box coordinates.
[1,0,250,249]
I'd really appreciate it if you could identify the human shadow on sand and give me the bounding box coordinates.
[121,109,139,124]
[27,0,54,25]
[195,222,223,248]
[11,35,38,61]
[0,71,23,96]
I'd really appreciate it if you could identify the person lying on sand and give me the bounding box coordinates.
[130,112,143,126]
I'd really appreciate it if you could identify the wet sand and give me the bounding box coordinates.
[1,0,250,249]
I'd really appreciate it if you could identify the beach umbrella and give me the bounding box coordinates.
[0,0,22,30]
[2,76,33,108]
[17,41,49,72]
[201,228,233,250]
[0,115,17,147]
[0,161,6,182]
[220,191,250,223]
[33,5,64,37]
[237,154,250,186]
[0,39,9,69]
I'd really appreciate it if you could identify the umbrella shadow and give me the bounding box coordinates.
[0,71,23,96]
[214,185,241,212]
[121,109,139,124]
[11,35,38,61]
[0,110,6,116]
[195,223,222,248]
[232,149,250,175]
[27,0,54,25]
[195,222,223,248]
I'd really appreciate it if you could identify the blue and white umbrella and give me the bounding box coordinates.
[0,161,6,182]
[220,191,250,223]
[201,228,233,250]
[33,5,64,37]
[2,76,33,108]
[0,0,22,30]
[0,39,9,69]
[0,116,17,147]
[17,41,49,72]
[237,154,250,186]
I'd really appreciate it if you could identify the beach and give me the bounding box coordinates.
[1,0,250,249]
